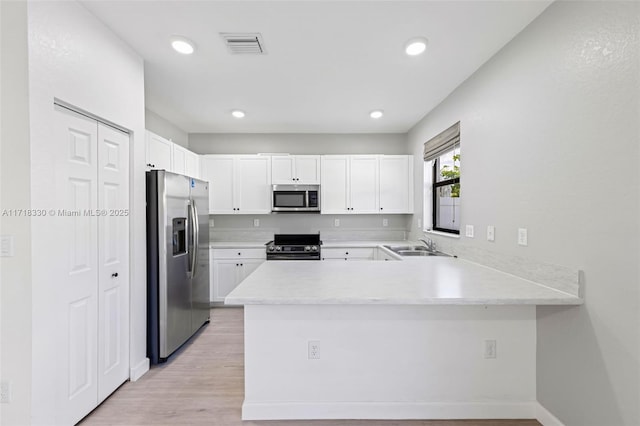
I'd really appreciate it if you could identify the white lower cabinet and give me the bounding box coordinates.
[322,247,376,261]
[211,248,265,302]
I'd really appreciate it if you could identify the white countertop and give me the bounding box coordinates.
[224,256,583,306]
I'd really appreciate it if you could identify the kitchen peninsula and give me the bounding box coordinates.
[226,254,582,421]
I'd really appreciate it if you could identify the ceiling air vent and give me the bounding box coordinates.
[220,33,266,54]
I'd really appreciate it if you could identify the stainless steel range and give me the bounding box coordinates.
[266,234,322,261]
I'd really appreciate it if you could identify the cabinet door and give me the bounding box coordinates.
[145,131,172,171]
[212,259,241,302]
[53,107,100,424]
[236,155,271,214]
[172,145,187,175]
[295,155,321,184]
[320,156,350,214]
[271,156,295,184]
[184,150,200,178]
[350,155,379,213]
[379,155,413,214]
[96,123,130,403]
[239,259,264,281]
[201,155,235,214]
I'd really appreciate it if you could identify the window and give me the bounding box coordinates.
[432,147,460,233]
[423,122,460,235]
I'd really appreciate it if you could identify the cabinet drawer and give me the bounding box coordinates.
[212,248,266,259]
[322,247,375,260]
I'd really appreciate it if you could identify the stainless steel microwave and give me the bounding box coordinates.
[272,184,320,213]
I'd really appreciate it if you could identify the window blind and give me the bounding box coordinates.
[423,121,460,161]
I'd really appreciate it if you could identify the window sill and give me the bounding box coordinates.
[424,229,461,239]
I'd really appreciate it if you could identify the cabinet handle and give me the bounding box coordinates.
[147,163,155,168]
[240,263,243,266]
[111,272,118,278]
[380,207,383,211]
[238,252,241,256]
[345,252,349,255]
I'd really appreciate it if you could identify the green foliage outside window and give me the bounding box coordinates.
[440,154,460,197]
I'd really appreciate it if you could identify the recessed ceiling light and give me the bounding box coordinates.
[231,110,246,118]
[171,36,196,55]
[370,110,384,119]
[405,37,428,56]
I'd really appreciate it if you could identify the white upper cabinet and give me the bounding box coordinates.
[145,130,200,178]
[349,155,379,213]
[184,149,200,178]
[201,155,271,214]
[321,155,413,214]
[321,155,378,214]
[145,131,173,171]
[320,156,350,214]
[379,155,414,214]
[172,144,187,175]
[272,155,320,184]
[236,155,272,214]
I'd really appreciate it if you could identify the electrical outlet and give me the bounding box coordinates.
[417,219,422,229]
[518,228,528,246]
[334,219,340,227]
[382,218,388,227]
[465,225,474,238]
[487,225,495,242]
[1,381,12,403]
[484,340,497,359]
[211,218,214,228]
[308,340,320,360]
[253,219,260,227]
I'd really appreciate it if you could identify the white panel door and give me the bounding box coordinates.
[379,155,413,214]
[295,155,321,184]
[97,123,130,403]
[236,155,271,214]
[145,131,172,171]
[350,155,379,213]
[201,155,235,214]
[271,155,295,184]
[172,144,187,175]
[320,156,350,214]
[54,107,99,425]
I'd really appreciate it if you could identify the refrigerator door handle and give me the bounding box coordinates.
[192,201,199,279]
[188,201,198,279]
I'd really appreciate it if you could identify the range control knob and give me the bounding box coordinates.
[268,246,275,251]
[304,246,311,252]
[310,246,318,252]
[275,246,282,251]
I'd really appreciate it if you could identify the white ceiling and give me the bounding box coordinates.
[80,1,552,134]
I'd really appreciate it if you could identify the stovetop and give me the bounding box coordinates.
[266,233,322,260]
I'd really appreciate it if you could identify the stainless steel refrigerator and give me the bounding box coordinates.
[146,170,210,364]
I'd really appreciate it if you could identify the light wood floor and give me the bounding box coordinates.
[81,308,541,426]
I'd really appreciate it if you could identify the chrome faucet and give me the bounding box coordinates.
[419,238,436,252]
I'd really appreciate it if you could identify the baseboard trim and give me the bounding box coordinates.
[536,402,566,426]
[129,357,149,382]
[242,401,537,420]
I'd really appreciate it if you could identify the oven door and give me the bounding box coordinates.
[266,253,321,260]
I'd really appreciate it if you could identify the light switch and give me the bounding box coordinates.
[465,225,474,238]
[382,218,388,227]
[487,226,495,242]
[334,218,340,227]
[518,228,528,246]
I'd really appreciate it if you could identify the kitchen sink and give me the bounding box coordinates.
[383,245,451,257]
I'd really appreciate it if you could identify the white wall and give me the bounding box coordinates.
[407,2,639,425]
[26,1,147,422]
[189,133,408,155]
[0,2,32,424]
[145,108,189,148]
[244,304,536,420]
